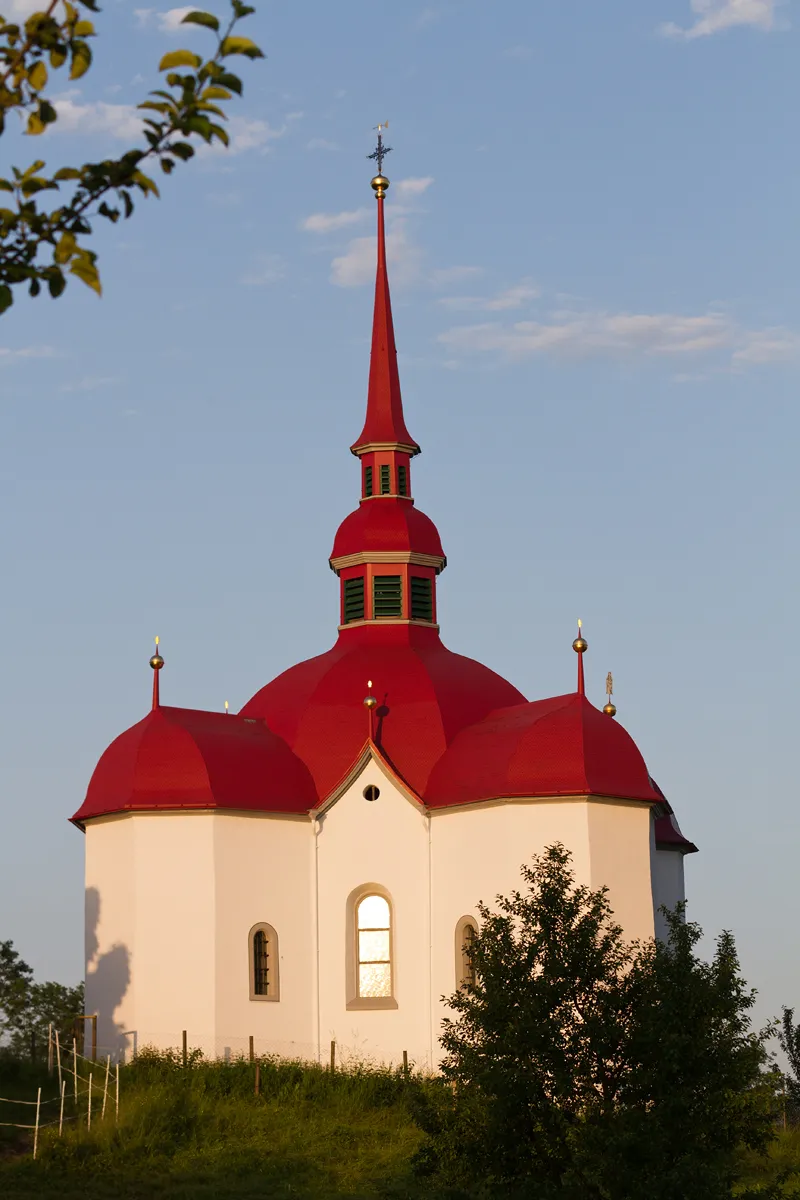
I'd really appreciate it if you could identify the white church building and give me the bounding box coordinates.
[72,156,696,1069]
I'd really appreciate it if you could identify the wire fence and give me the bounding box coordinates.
[0,1025,120,1159]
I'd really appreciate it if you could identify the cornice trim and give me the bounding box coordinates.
[330,550,447,572]
[350,442,421,457]
[337,618,440,632]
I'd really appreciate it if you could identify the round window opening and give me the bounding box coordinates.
[363,785,381,802]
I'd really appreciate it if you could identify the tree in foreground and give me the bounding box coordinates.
[0,0,263,312]
[779,1006,800,1122]
[0,938,83,1058]
[413,845,776,1200]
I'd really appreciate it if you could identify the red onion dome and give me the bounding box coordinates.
[72,706,317,825]
[426,692,661,809]
[240,623,525,801]
[331,498,445,564]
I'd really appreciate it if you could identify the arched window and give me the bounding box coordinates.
[346,887,397,1010]
[248,923,280,1001]
[455,916,478,989]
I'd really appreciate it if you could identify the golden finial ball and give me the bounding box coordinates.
[603,701,617,718]
[370,174,390,196]
[150,653,164,671]
[572,636,588,654]
[363,694,378,710]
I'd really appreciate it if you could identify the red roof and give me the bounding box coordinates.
[239,623,525,801]
[425,692,661,808]
[331,498,445,563]
[350,194,419,455]
[72,706,317,824]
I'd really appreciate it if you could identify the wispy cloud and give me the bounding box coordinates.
[0,345,55,365]
[240,254,285,287]
[48,95,143,140]
[430,265,483,288]
[438,308,799,370]
[659,0,782,39]
[135,7,196,32]
[331,219,421,288]
[307,137,339,152]
[61,375,122,393]
[439,280,540,311]
[301,208,369,234]
[393,176,434,198]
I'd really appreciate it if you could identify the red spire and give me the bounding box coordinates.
[572,621,587,697]
[150,637,164,710]
[350,172,420,457]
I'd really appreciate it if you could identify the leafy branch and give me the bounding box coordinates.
[0,0,264,313]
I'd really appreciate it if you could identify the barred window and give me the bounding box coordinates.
[373,575,402,618]
[364,465,374,497]
[397,464,408,496]
[455,917,478,989]
[357,894,392,999]
[379,464,391,494]
[343,576,365,623]
[249,923,280,1001]
[410,576,433,622]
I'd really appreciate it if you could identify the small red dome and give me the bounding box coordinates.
[331,499,445,563]
[426,692,661,808]
[72,706,317,824]
[240,624,524,800]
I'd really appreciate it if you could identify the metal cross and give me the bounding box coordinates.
[368,122,392,175]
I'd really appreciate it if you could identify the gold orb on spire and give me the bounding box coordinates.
[370,174,390,197]
[150,635,164,671]
[603,700,617,717]
[572,618,587,655]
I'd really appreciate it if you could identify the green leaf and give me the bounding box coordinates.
[39,100,57,124]
[28,60,48,91]
[73,20,95,35]
[158,49,203,71]
[0,180,13,193]
[0,285,13,315]
[181,10,219,31]
[29,278,41,297]
[54,231,76,264]
[219,35,264,59]
[69,257,101,296]
[69,40,92,80]
[25,112,45,135]
[53,167,82,181]
[216,72,242,94]
[47,271,65,299]
[169,141,194,161]
[199,86,232,100]
[49,47,67,69]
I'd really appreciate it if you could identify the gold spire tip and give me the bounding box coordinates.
[572,620,587,654]
[364,679,377,710]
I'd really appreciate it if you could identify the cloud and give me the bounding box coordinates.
[240,254,285,286]
[0,345,55,365]
[331,219,421,288]
[197,116,286,157]
[430,265,483,288]
[135,7,196,32]
[301,208,369,234]
[48,96,143,140]
[659,0,781,39]
[439,280,540,311]
[307,138,339,151]
[61,376,122,393]
[438,308,799,369]
[393,176,434,198]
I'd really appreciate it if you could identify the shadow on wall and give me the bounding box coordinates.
[85,886,131,1061]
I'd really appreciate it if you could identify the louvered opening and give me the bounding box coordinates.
[379,464,391,495]
[410,576,433,622]
[364,465,374,497]
[397,464,408,496]
[343,576,365,622]
[373,575,402,618]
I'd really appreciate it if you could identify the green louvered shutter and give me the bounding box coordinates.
[379,464,391,494]
[397,465,408,496]
[410,577,433,621]
[364,466,373,497]
[343,576,365,622]
[373,575,402,618]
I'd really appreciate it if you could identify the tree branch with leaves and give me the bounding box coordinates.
[0,0,263,313]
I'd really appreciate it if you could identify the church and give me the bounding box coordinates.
[71,148,697,1069]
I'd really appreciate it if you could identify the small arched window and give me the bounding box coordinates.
[346,887,397,1009]
[249,923,280,1001]
[455,916,478,989]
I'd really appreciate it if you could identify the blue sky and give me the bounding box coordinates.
[0,0,797,1031]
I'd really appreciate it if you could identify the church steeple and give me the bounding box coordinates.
[329,135,445,631]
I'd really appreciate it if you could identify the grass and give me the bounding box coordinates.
[2,1049,800,1198]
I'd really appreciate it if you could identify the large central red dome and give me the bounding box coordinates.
[239,624,525,800]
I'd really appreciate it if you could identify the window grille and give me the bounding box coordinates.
[364,465,374,497]
[373,575,402,618]
[343,576,365,622]
[397,464,408,496]
[410,576,433,622]
[253,930,269,996]
[379,464,391,494]
[357,894,392,998]
[461,923,477,988]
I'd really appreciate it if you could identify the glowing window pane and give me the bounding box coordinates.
[359,962,391,998]
[359,930,390,962]
[358,895,389,929]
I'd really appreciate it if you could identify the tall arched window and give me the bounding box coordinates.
[249,923,280,1001]
[455,916,478,989]
[346,887,397,1010]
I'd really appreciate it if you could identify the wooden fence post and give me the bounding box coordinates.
[87,1072,93,1130]
[102,1055,111,1120]
[330,1040,336,1073]
[59,1080,65,1136]
[33,1088,41,1160]
[115,1062,120,1123]
[254,1061,261,1097]
[73,1038,78,1105]
[249,1035,254,1063]
[48,1023,53,1075]
[182,1030,188,1067]
[402,1050,409,1080]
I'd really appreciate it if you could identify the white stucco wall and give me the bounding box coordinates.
[587,800,655,943]
[84,815,136,1058]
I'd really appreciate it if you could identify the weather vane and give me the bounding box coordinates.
[368,121,392,176]
[606,671,613,698]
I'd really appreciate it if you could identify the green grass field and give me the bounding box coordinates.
[1,1051,799,1199]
